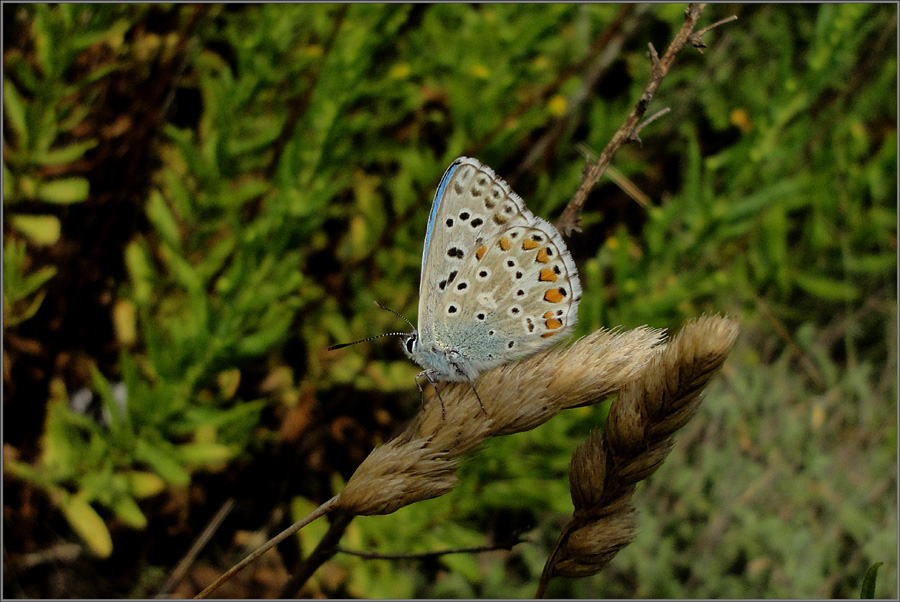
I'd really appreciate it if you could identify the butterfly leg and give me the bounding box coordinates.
[413,375,427,412]
[447,359,487,416]
[469,380,488,415]
[416,370,446,419]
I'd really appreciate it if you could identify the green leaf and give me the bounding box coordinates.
[134,438,191,487]
[845,252,896,275]
[35,139,98,166]
[89,364,128,432]
[109,493,148,529]
[40,398,85,481]
[4,164,15,200]
[20,265,58,299]
[10,215,61,245]
[59,491,113,558]
[124,471,167,498]
[4,289,47,326]
[223,178,272,206]
[794,272,859,302]
[160,242,203,292]
[2,237,58,323]
[124,241,155,305]
[4,79,29,146]
[4,458,51,489]
[37,177,90,204]
[860,562,882,598]
[177,442,234,466]
[146,189,182,247]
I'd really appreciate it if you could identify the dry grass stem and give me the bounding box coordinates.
[336,325,665,516]
[536,315,739,595]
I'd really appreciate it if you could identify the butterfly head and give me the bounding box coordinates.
[399,331,419,360]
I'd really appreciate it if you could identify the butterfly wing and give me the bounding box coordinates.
[416,157,581,377]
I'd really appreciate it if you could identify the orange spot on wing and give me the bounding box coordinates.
[544,288,564,303]
[522,238,540,250]
[499,237,511,251]
[541,331,557,338]
[539,267,557,282]
[543,311,554,319]
[536,247,551,263]
[545,318,562,329]
[476,245,487,260]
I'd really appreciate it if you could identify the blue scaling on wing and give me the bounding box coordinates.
[421,160,460,274]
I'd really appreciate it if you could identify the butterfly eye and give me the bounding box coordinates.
[405,336,416,354]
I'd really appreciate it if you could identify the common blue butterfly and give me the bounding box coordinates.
[402,158,581,393]
[333,157,581,415]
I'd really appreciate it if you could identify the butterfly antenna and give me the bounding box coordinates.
[373,300,416,332]
[328,331,409,351]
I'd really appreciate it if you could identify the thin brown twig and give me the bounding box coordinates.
[576,142,651,208]
[159,498,235,597]
[632,107,671,142]
[278,509,354,598]
[693,15,739,43]
[554,3,734,236]
[336,537,526,561]
[648,42,661,68]
[194,495,339,599]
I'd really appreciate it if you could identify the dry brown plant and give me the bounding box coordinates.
[536,315,740,597]
[198,317,738,599]
[196,325,666,598]
[336,325,666,517]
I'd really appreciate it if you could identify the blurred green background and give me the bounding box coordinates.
[3,3,896,598]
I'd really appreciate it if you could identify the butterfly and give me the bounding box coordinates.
[334,157,581,416]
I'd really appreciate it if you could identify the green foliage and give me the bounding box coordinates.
[583,4,896,335]
[3,238,57,325]
[4,3,895,598]
[3,4,117,213]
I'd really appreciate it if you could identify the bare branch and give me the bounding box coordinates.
[555,3,737,236]
[648,42,661,70]
[695,14,739,39]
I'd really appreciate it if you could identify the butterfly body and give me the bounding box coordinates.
[402,157,582,386]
